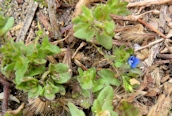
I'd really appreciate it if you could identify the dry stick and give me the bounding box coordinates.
[0,75,10,115]
[137,18,167,39]
[72,42,86,59]
[127,0,172,8]
[134,38,164,51]
[16,0,38,42]
[157,53,172,59]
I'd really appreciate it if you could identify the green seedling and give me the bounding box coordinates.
[72,0,129,49]
[0,15,14,37]
[92,86,118,116]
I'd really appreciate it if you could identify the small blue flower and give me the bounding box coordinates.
[128,56,140,68]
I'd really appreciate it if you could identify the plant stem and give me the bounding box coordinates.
[0,74,10,115]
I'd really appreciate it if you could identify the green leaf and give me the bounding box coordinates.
[81,79,93,90]
[92,86,117,116]
[52,72,71,84]
[93,5,110,21]
[68,102,86,116]
[107,0,118,6]
[98,69,120,86]
[77,67,96,90]
[25,66,46,77]
[44,92,56,101]
[0,17,14,37]
[14,57,29,84]
[92,81,103,93]
[28,85,42,98]
[115,61,123,67]
[54,63,69,73]
[74,26,96,41]
[33,59,46,65]
[104,21,115,36]
[96,32,112,50]
[16,77,39,92]
[82,6,93,20]
[129,68,143,76]
[41,37,61,54]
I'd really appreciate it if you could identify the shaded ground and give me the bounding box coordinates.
[1,0,172,116]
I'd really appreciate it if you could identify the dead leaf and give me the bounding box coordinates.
[130,78,140,85]
[120,24,155,43]
[136,49,150,60]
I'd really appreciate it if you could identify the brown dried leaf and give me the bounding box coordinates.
[120,24,155,43]
[136,49,150,60]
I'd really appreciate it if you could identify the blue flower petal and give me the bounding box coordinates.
[128,56,140,68]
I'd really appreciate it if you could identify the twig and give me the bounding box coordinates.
[157,53,172,59]
[137,18,167,39]
[16,0,38,42]
[0,74,10,115]
[111,14,167,39]
[74,59,88,70]
[134,38,164,51]
[127,0,172,8]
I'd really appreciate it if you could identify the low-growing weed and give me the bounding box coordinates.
[72,0,129,49]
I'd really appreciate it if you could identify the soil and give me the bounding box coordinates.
[1,0,172,116]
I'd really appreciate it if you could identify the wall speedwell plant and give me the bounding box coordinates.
[72,0,129,49]
[0,37,71,100]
